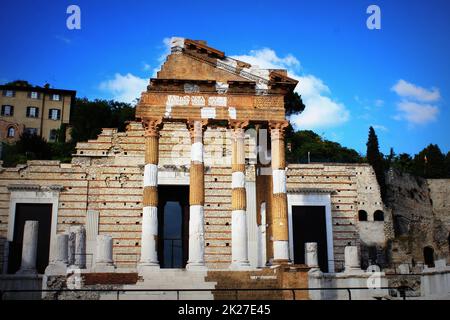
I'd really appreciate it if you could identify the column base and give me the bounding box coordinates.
[186,262,207,271]
[229,261,252,270]
[16,268,37,275]
[93,263,116,273]
[45,262,68,276]
[137,262,160,275]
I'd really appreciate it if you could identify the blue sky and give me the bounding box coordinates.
[1,0,449,156]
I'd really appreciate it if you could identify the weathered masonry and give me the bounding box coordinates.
[0,38,394,281]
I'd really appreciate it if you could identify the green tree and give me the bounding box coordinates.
[70,98,135,143]
[284,91,306,116]
[4,80,33,87]
[392,153,414,173]
[366,126,386,200]
[286,129,363,163]
[412,144,446,178]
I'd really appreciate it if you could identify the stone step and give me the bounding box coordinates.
[100,291,214,300]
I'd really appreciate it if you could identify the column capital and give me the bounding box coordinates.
[269,120,289,140]
[229,120,249,140]
[187,119,208,142]
[142,117,163,137]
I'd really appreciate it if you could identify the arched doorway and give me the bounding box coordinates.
[358,210,368,221]
[374,210,384,221]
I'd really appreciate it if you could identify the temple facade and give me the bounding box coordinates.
[4,38,441,300]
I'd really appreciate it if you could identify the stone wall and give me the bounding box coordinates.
[0,121,405,273]
[385,169,449,266]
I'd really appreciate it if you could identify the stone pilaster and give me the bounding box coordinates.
[138,117,163,273]
[229,120,251,269]
[269,120,290,263]
[16,220,39,274]
[186,119,208,270]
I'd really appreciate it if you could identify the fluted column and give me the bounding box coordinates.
[138,117,163,272]
[229,120,251,269]
[186,119,208,270]
[269,120,290,263]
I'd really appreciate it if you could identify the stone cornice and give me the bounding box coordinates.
[287,187,336,195]
[7,184,64,192]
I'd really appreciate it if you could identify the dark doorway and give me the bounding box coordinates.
[8,203,52,274]
[423,246,435,267]
[158,185,189,268]
[292,205,329,272]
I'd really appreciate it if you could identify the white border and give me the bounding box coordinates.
[287,192,335,273]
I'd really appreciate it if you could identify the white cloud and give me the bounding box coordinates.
[99,73,147,104]
[142,62,151,71]
[231,48,300,70]
[391,79,440,102]
[231,49,349,129]
[391,79,441,126]
[372,124,388,132]
[394,101,439,125]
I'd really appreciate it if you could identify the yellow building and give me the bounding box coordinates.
[0,84,75,142]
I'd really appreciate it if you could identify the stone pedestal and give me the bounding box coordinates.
[45,233,68,275]
[344,246,362,273]
[305,242,319,269]
[94,235,115,272]
[16,220,39,275]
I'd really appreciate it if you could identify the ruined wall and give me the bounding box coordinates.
[287,164,362,268]
[0,122,400,272]
[385,169,449,266]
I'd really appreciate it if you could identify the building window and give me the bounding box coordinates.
[24,128,38,135]
[49,129,58,142]
[30,91,40,99]
[26,106,39,118]
[51,94,61,101]
[49,109,61,120]
[7,126,15,137]
[3,90,15,97]
[358,210,368,221]
[374,210,384,221]
[1,105,14,116]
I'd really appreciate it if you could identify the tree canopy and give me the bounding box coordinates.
[285,127,364,164]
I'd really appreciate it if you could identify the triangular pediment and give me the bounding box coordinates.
[155,37,298,91]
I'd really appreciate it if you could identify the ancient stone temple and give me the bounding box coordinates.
[0,38,448,300]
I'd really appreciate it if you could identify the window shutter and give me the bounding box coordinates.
[57,109,61,119]
[49,108,52,119]
[36,107,39,117]
[10,106,14,116]
[1,105,4,115]
[26,107,30,117]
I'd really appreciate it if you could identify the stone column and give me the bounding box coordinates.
[229,120,251,269]
[269,120,290,263]
[17,220,39,274]
[45,233,69,275]
[344,246,361,273]
[305,242,319,269]
[186,119,207,270]
[138,117,163,272]
[94,235,115,272]
[67,225,86,269]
